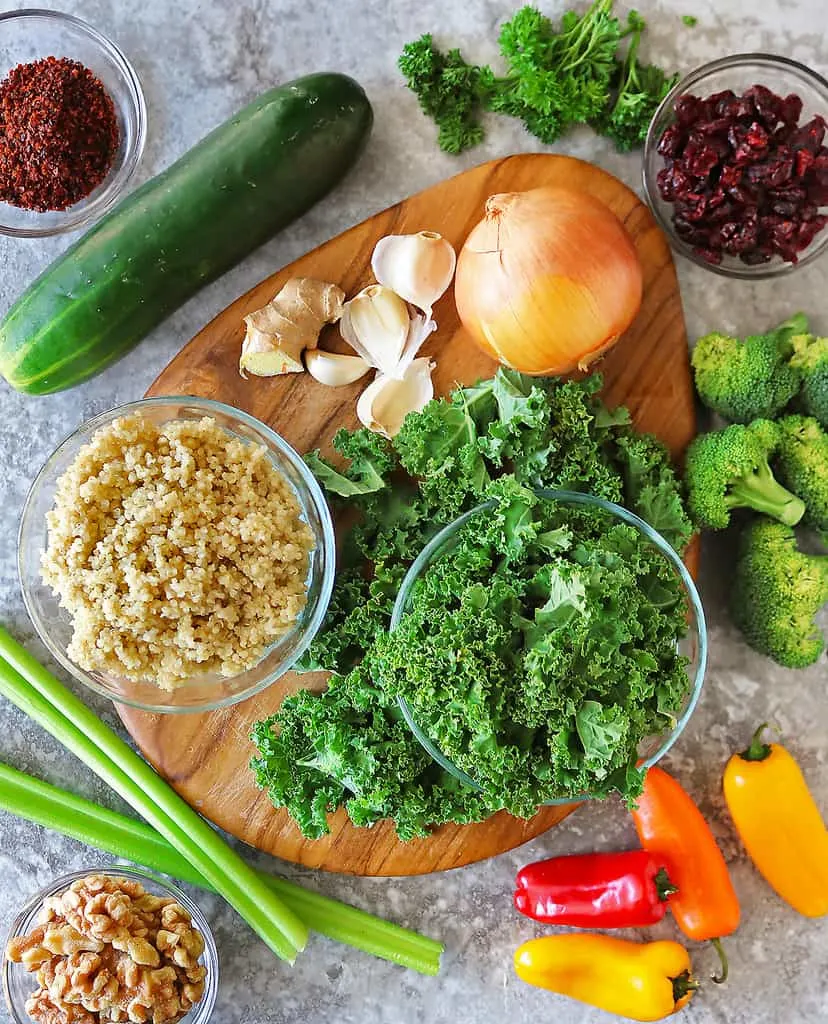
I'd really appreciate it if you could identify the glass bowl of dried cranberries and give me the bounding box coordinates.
[643,53,828,278]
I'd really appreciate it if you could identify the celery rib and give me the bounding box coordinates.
[0,761,443,974]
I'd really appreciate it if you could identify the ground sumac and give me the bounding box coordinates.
[656,84,828,266]
[0,56,120,212]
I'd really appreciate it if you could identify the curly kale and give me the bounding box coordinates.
[255,370,693,840]
[372,489,690,815]
[398,2,675,153]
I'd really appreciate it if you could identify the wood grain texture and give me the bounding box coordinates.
[119,154,697,876]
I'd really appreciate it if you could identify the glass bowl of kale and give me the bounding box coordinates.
[386,487,706,812]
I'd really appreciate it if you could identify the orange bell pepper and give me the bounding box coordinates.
[514,934,696,1022]
[724,723,828,918]
[631,765,740,981]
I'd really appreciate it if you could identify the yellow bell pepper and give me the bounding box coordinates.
[723,723,828,918]
[514,934,696,1022]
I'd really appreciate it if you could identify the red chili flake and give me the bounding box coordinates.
[0,56,120,212]
[656,82,828,266]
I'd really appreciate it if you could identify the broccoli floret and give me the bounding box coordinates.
[789,333,828,427]
[774,415,828,533]
[691,314,806,423]
[684,420,806,529]
[731,518,828,668]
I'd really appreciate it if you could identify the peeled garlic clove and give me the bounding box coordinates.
[390,313,437,380]
[356,357,436,438]
[305,349,371,387]
[340,284,410,375]
[371,231,456,316]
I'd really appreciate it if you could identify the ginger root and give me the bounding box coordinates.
[239,278,345,377]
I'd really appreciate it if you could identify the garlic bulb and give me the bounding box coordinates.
[340,285,410,376]
[305,349,371,387]
[356,357,436,438]
[371,231,456,316]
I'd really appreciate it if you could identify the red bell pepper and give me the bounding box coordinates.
[514,850,677,929]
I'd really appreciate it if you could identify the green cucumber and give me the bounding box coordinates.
[0,73,373,395]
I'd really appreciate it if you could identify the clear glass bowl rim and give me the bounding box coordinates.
[0,7,147,238]
[2,865,218,1024]
[642,51,828,280]
[18,396,336,713]
[391,489,708,802]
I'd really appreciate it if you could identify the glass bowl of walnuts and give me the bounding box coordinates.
[2,867,218,1024]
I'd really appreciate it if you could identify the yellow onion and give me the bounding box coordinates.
[454,187,643,375]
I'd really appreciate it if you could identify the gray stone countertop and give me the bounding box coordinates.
[0,1,826,1022]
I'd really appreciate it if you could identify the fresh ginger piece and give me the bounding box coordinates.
[239,278,345,378]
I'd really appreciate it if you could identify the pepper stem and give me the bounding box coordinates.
[654,867,679,902]
[740,723,771,762]
[711,937,729,984]
[672,971,700,1002]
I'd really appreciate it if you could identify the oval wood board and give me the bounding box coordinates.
[119,154,697,876]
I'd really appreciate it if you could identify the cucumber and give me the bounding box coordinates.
[0,73,373,395]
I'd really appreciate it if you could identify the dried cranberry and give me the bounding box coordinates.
[745,84,785,126]
[675,191,709,221]
[657,123,686,158]
[720,214,759,254]
[697,117,733,137]
[709,89,738,116]
[719,163,743,189]
[674,94,705,126]
[782,93,804,124]
[741,249,772,266]
[682,133,722,176]
[746,154,794,187]
[794,148,816,178]
[693,246,724,265]
[807,182,828,205]
[789,115,826,154]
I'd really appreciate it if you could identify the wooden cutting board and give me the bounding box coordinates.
[119,154,697,876]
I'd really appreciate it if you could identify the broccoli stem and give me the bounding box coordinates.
[726,464,806,526]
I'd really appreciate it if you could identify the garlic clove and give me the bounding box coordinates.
[371,231,456,316]
[390,312,437,380]
[356,357,436,438]
[340,284,410,375]
[305,349,371,387]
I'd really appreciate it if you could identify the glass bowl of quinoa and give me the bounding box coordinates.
[18,397,336,713]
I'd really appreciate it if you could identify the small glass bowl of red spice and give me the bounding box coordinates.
[643,53,828,278]
[0,9,146,237]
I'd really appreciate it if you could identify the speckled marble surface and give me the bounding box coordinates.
[0,1,826,1022]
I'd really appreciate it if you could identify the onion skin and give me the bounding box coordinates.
[454,187,644,376]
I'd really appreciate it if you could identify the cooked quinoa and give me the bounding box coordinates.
[41,414,314,688]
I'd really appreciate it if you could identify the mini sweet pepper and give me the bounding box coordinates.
[724,723,828,918]
[514,850,677,928]
[514,934,696,1022]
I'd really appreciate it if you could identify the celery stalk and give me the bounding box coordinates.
[0,627,307,962]
[0,761,443,975]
